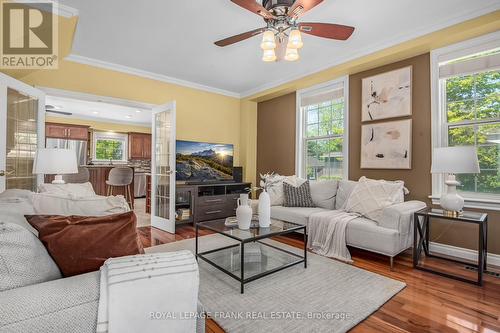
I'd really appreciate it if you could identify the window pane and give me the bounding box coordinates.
[307,124,319,137]
[307,108,318,124]
[474,71,500,98]
[306,138,343,181]
[446,74,474,102]
[448,125,475,146]
[476,94,499,120]
[95,139,125,160]
[447,100,474,123]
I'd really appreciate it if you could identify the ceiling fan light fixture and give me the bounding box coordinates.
[284,47,300,61]
[262,49,277,62]
[288,28,303,49]
[260,30,276,50]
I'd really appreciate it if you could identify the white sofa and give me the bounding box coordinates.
[255,179,426,268]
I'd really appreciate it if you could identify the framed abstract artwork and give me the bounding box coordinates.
[361,119,412,169]
[361,66,412,122]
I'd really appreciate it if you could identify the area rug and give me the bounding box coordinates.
[146,234,405,333]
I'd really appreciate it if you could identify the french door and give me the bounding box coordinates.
[0,73,45,192]
[151,101,176,233]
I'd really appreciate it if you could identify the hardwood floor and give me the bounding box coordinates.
[138,225,500,333]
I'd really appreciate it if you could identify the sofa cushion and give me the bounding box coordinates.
[283,180,315,207]
[270,206,330,225]
[335,180,357,210]
[346,217,402,256]
[38,182,96,198]
[25,211,144,277]
[309,180,338,210]
[344,177,404,223]
[0,222,62,291]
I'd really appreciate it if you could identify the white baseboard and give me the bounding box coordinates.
[429,242,500,268]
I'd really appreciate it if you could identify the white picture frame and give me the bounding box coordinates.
[361,66,412,122]
[361,119,412,169]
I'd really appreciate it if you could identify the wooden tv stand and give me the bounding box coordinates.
[145,179,251,224]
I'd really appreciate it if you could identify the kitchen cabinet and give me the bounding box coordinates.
[46,123,89,140]
[129,133,151,160]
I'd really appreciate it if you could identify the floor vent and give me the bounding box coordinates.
[464,266,500,278]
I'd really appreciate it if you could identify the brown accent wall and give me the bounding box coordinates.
[256,53,499,255]
[256,92,297,181]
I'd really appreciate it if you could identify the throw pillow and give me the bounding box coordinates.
[0,222,61,291]
[283,180,315,207]
[343,176,404,222]
[309,180,338,210]
[25,211,144,277]
[335,180,357,210]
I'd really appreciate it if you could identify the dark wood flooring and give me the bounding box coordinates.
[137,225,500,333]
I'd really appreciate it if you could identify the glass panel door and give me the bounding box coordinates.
[0,74,45,192]
[151,102,176,233]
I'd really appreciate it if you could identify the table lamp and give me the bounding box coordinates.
[431,146,480,214]
[33,148,78,184]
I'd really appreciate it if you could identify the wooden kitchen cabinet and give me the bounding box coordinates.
[46,123,89,140]
[129,133,152,160]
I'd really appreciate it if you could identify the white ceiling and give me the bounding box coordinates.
[46,95,152,125]
[60,0,500,97]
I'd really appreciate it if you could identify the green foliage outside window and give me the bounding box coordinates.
[446,70,499,194]
[95,139,125,161]
[305,99,345,180]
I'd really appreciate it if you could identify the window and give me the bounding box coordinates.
[296,77,348,180]
[93,132,128,162]
[432,32,500,208]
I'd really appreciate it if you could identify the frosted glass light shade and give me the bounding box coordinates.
[262,49,277,62]
[431,146,480,174]
[260,30,276,50]
[33,148,78,175]
[284,47,300,61]
[288,29,303,49]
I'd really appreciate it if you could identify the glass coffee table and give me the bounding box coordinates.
[195,219,307,293]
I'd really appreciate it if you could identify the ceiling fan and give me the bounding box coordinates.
[214,0,355,62]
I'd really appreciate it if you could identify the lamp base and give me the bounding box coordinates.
[440,174,464,214]
[51,175,66,184]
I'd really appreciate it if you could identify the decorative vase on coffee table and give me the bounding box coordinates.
[236,193,252,230]
[258,190,271,228]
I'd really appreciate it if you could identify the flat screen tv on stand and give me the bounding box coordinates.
[176,140,235,184]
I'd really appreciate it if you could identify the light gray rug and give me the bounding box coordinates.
[147,234,405,333]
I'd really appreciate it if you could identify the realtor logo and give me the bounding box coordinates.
[1,1,58,69]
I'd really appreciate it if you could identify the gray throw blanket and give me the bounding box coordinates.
[307,210,359,263]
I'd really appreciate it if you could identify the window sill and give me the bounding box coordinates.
[430,195,500,211]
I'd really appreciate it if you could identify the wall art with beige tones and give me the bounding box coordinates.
[361,119,412,169]
[361,66,412,122]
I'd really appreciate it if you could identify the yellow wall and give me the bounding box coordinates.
[46,116,151,133]
[239,100,258,187]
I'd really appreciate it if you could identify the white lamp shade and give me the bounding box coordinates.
[431,146,480,174]
[33,148,78,174]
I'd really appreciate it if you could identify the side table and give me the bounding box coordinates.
[413,208,488,286]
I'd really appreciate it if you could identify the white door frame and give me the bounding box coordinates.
[0,73,45,191]
[150,101,176,233]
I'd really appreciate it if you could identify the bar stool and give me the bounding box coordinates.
[106,167,134,209]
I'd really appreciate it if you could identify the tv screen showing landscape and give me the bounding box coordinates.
[176,140,234,182]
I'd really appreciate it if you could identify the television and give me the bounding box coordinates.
[176,140,234,183]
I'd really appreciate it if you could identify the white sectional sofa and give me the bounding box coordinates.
[256,179,426,268]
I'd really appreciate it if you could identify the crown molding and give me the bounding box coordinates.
[240,4,500,99]
[64,54,241,99]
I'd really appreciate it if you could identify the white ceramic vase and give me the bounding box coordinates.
[258,190,271,228]
[236,193,252,230]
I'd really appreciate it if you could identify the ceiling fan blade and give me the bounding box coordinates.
[214,27,267,47]
[231,0,275,19]
[299,23,355,40]
[288,0,324,18]
[46,110,72,116]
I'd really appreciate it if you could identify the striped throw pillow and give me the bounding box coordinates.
[283,180,315,207]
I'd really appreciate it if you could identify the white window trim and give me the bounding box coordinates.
[430,31,500,211]
[92,131,129,163]
[295,76,349,180]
